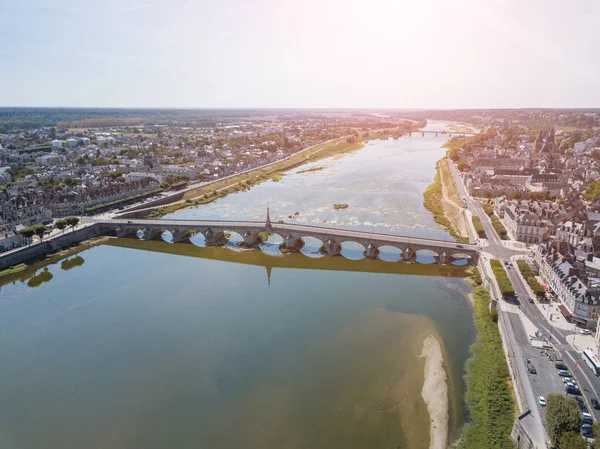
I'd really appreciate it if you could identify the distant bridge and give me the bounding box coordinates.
[101,217,480,265]
[400,130,477,137]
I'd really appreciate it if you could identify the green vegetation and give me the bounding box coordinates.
[546,394,583,447]
[333,203,349,210]
[584,179,600,203]
[490,215,508,239]
[84,189,163,213]
[516,260,545,297]
[19,224,46,242]
[461,286,516,449]
[423,168,469,244]
[483,204,494,216]
[472,216,486,238]
[490,259,515,297]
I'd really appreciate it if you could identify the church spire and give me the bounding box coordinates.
[266,206,272,230]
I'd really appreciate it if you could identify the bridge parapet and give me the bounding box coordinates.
[102,219,480,265]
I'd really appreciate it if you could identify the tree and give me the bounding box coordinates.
[32,224,47,242]
[558,431,587,449]
[65,216,80,231]
[55,219,67,233]
[458,161,470,171]
[19,226,35,244]
[513,190,522,200]
[546,394,582,445]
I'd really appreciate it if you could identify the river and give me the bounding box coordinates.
[0,121,476,449]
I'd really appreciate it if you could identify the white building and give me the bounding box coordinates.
[66,138,78,148]
[97,136,107,146]
[123,172,166,183]
[80,137,91,146]
[35,153,67,165]
[160,165,198,180]
[0,166,11,184]
[106,136,115,145]
[51,139,63,150]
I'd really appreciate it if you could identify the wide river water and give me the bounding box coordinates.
[0,121,476,449]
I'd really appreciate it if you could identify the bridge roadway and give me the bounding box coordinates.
[101,218,480,264]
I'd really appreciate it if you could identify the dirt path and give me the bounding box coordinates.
[438,160,469,240]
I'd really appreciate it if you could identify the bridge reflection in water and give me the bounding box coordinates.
[104,238,474,285]
[103,217,479,266]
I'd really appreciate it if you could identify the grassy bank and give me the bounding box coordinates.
[516,260,545,297]
[490,259,515,297]
[460,286,516,449]
[423,162,469,244]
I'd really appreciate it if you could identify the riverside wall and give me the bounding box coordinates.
[0,224,105,271]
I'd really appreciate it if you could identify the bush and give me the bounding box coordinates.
[516,260,545,296]
[483,204,494,216]
[491,215,508,239]
[490,259,515,297]
[461,286,516,449]
[472,216,486,238]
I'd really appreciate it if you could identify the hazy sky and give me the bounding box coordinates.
[2,0,600,108]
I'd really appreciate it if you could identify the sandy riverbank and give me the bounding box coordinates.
[420,335,449,449]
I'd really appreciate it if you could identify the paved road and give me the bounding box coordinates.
[448,159,600,443]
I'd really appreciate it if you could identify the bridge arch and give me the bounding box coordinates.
[160,229,174,243]
[340,241,366,261]
[259,232,285,256]
[377,245,403,262]
[190,231,207,247]
[415,249,438,264]
[220,230,245,251]
[300,236,325,258]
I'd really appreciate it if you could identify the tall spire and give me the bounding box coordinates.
[266,206,272,230]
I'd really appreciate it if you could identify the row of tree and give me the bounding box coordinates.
[546,393,599,449]
[18,216,80,243]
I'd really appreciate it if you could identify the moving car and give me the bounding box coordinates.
[591,398,600,410]
[558,369,572,377]
[580,329,591,335]
[538,396,546,406]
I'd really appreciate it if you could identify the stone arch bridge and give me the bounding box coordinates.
[100,218,480,265]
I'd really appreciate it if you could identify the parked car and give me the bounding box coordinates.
[591,398,600,410]
[555,361,568,370]
[538,396,546,406]
[527,363,537,374]
[456,245,464,248]
[580,329,591,335]
[582,424,594,438]
[558,369,572,377]
[529,297,534,303]
[566,385,581,395]
[582,412,593,426]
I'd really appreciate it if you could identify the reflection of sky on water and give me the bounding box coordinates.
[166,121,455,242]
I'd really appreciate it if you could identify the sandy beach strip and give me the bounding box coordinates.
[420,335,449,449]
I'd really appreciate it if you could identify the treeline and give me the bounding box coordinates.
[516,260,545,297]
[490,259,515,297]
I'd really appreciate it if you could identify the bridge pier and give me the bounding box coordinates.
[141,228,163,241]
[284,234,303,251]
[403,246,416,262]
[243,230,260,247]
[204,228,223,246]
[171,229,191,243]
[436,251,450,265]
[321,239,341,256]
[364,243,379,259]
